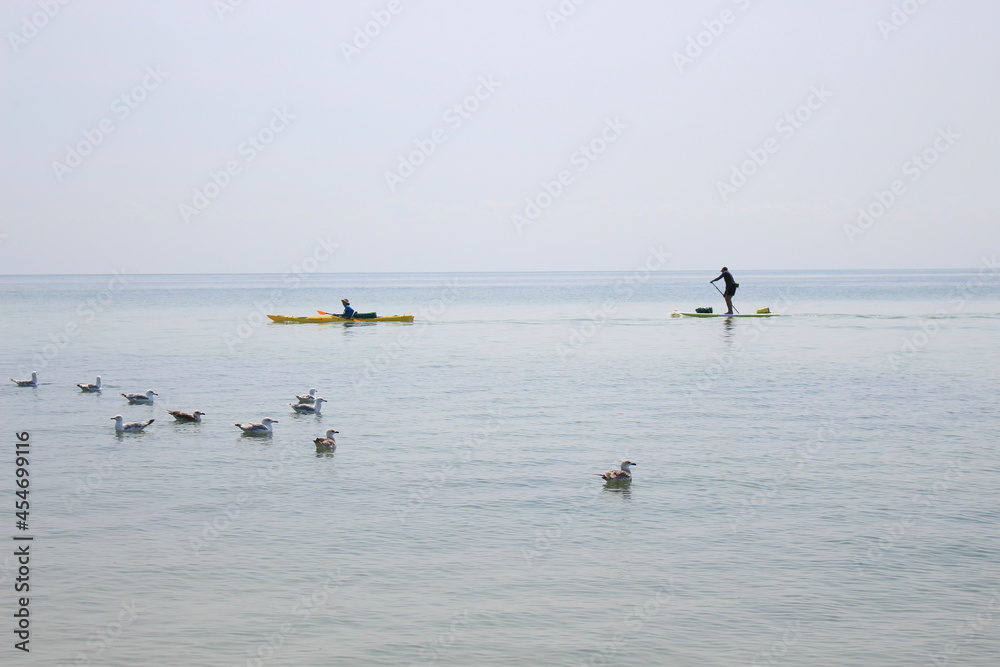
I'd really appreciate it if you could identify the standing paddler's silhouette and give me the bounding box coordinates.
[710,267,739,315]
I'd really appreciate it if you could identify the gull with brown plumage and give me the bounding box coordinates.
[314,429,339,451]
[168,410,205,423]
[597,460,637,483]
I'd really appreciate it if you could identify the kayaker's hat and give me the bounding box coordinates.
[342,299,349,304]
[721,266,728,271]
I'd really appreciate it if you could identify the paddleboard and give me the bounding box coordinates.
[671,311,776,318]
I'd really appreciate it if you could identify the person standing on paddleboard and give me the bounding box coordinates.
[339,298,355,319]
[710,267,739,315]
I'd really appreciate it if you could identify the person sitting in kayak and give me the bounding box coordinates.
[710,267,739,315]
[339,298,356,319]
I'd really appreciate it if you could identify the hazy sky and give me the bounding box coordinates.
[1,0,997,274]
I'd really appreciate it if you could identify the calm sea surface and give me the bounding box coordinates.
[1,269,998,666]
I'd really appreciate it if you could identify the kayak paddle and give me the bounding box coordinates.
[317,310,359,321]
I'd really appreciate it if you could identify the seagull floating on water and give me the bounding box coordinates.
[168,410,205,423]
[122,390,157,404]
[598,460,637,483]
[295,388,318,404]
[290,397,327,414]
[77,376,102,392]
[235,418,278,435]
[11,371,38,387]
[314,429,339,450]
[111,415,154,432]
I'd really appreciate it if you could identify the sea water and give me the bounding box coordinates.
[0,268,998,666]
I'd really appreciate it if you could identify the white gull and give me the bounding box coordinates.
[77,376,102,392]
[122,390,158,404]
[235,418,278,435]
[111,415,154,432]
[290,397,327,414]
[11,371,38,387]
[295,388,318,404]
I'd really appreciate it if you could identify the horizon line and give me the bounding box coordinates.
[0,267,983,278]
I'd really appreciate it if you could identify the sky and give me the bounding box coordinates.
[1,0,997,274]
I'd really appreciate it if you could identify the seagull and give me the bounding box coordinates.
[111,415,154,432]
[77,376,102,392]
[168,410,205,423]
[295,388,318,404]
[598,460,637,483]
[122,390,158,404]
[11,371,38,387]
[290,397,327,414]
[235,418,278,435]
[314,429,339,450]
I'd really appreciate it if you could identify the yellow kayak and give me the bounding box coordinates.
[267,314,415,324]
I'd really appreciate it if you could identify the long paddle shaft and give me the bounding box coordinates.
[711,282,739,314]
[317,310,358,321]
